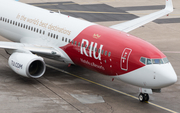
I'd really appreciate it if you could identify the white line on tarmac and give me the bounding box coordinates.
[46,64,178,113]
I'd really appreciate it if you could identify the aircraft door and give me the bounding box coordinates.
[44,29,52,45]
[47,30,51,42]
[120,48,132,71]
[40,28,46,40]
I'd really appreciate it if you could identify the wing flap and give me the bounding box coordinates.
[110,0,173,32]
[0,41,61,57]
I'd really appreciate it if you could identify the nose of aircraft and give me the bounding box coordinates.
[157,63,177,88]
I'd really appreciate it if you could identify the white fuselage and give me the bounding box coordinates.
[0,0,94,47]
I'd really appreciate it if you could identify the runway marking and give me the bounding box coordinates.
[47,9,128,14]
[46,64,178,113]
[162,51,180,54]
[32,4,58,6]
[44,8,180,16]
[63,0,116,5]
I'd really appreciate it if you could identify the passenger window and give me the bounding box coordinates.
[82,43,84,47]
[51,33,53,37]
[23,24,25,28]
[62,37,64,41]
[78,42,80,47]
[98,49,100,53]
[85,44,87,49]
[53,34,56,38]
[101,50,104,55]
[56,35,58,39]
[48,32,50,36]
[43,31,45,35]
[31,27,33,31]
[95,48,97,52]
[39,30,42,34]
[10,20,12,24]
[5,18,7,22]
[0,17,2,20]
[75,41,77,45]
[21,23,23,27]
[68,39,71,43]
[147,59,152,65]
[105,51,107,56]
[36,29,38,33]
[71,40,74,44]
[28,26,30,30]
[140,57,146,64]
[88,46,91,50]
[65,38,67,42]
[18,23,20,27]
[26,25,28,29]
[34,28,36,32]
[15,22,17,26]
[108,52,111,57]
[7,19,9,23]
[13,21,15,25]
[2,18,4,21]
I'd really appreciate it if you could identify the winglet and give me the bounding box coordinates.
[110,0,174,33]
[165,0,173,12]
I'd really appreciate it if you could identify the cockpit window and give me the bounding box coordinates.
[163,57,169,63]
[147,59,152,65]
[152,59,163,64]
[140,57,146,64]
[140,57,169,65]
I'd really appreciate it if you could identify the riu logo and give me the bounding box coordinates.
[81,39,103,60]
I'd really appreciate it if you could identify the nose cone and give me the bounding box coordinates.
[157,63,177,88]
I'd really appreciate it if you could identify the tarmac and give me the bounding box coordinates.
[0,0,179,113]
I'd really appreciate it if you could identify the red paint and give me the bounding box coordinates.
[60,25,165,76]
[68,64,71,67]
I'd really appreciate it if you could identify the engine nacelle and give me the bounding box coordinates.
[8,52,46,78]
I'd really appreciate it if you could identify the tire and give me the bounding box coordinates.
[139,93,145,102]
[144,93,149,101]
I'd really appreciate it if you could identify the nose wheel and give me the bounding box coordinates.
[139,93,149,102]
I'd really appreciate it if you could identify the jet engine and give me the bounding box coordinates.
[8,52,46,78]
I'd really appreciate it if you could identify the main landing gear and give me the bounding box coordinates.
[138,93,149,102]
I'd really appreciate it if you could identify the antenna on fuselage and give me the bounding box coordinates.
[58,10,61,14]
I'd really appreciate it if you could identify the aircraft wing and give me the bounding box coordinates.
[110,0,173,33]
[0,41,61,58]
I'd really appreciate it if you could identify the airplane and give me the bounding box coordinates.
[0,0,177,102]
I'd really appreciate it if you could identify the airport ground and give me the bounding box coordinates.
[0,0,180,112]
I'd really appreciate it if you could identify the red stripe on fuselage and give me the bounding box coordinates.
[60,25,165,76]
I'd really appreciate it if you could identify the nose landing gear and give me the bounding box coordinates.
[138,88,152,102]
[139,93,149,102]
